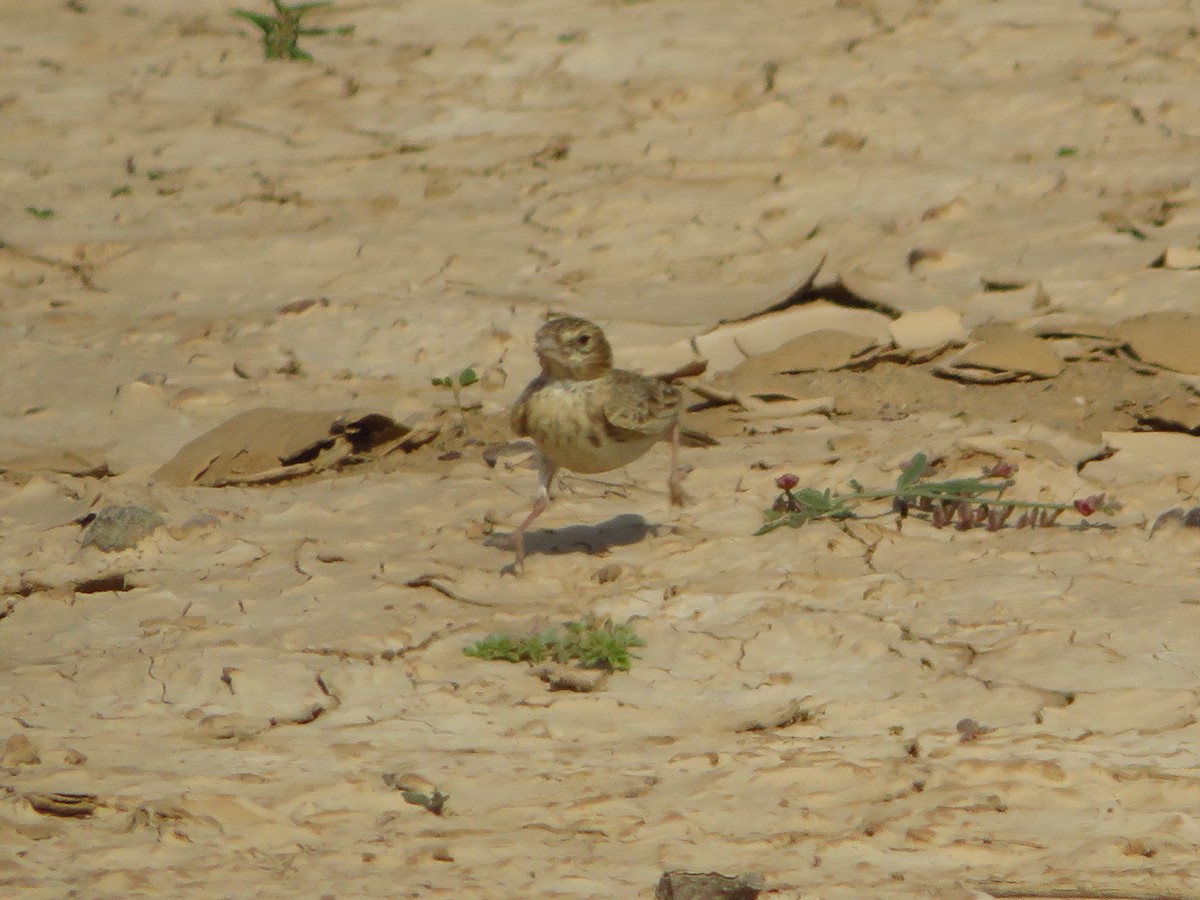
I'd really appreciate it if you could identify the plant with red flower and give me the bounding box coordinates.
[759,453,1118,535]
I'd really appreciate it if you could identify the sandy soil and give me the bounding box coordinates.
[4,1,1200,897]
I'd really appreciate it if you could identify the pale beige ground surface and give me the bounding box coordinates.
[4,1,1200,898]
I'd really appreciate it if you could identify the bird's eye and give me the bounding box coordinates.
[576,334,591,347]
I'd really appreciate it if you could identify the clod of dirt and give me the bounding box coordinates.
[1120,312,1200,375]
[936,326,1065,383]
[735,697,815,733]
[25,792,98,818]
[73,573,131,594]
[153,407,432,487]
[1136,396,1200,434]
[2,734,41,766]
[592,563,623,584]
[1150,506,1200,537]
[655,871,762,900]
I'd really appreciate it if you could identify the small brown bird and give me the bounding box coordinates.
[508,316,686,570]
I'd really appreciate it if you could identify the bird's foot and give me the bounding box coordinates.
[668,471,690,507]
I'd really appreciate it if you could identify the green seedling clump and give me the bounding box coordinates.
[464,618,645,671]
[232,0,354,61]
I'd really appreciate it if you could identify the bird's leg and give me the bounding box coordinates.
[667,420,687,506]
[513,454,558,571]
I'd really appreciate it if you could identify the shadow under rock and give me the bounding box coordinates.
[487,513,662,559]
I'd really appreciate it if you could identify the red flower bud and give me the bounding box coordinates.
[775,473,800,491]
[985,461,1016,478]
[1073,496,1098,516]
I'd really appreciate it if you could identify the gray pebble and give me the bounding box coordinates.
[81,505,165,551]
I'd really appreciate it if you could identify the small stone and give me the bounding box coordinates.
[383,773,447,815]
[2,734,41,766]
[533,663,609,693]
[197,713,264,741]
[592,563,623,584]
[956,718,990,742]
[81,505,165,551]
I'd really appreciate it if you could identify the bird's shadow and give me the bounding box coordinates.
[487,513,661,560]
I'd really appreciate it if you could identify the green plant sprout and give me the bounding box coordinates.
[231,0,354,61]
[431,367,480,410]
[758,453,1116,535]
[464,618,645,671]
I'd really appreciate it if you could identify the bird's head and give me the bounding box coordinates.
[534,316,613,380]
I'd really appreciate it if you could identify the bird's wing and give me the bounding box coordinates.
[600,370,682,437]
[510,373,549,437]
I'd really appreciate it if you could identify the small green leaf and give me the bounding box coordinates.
[457,367,479,387]
[232,8,276,28]
[25,206,55,219]
[794,488,838,512]
[1116,224,1148,241]
[895,453,927,491]
[286,0,333,12]
[463,634,524,662]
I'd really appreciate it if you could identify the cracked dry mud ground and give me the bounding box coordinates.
[4,1,1200,898]
[5,410,1200,899]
